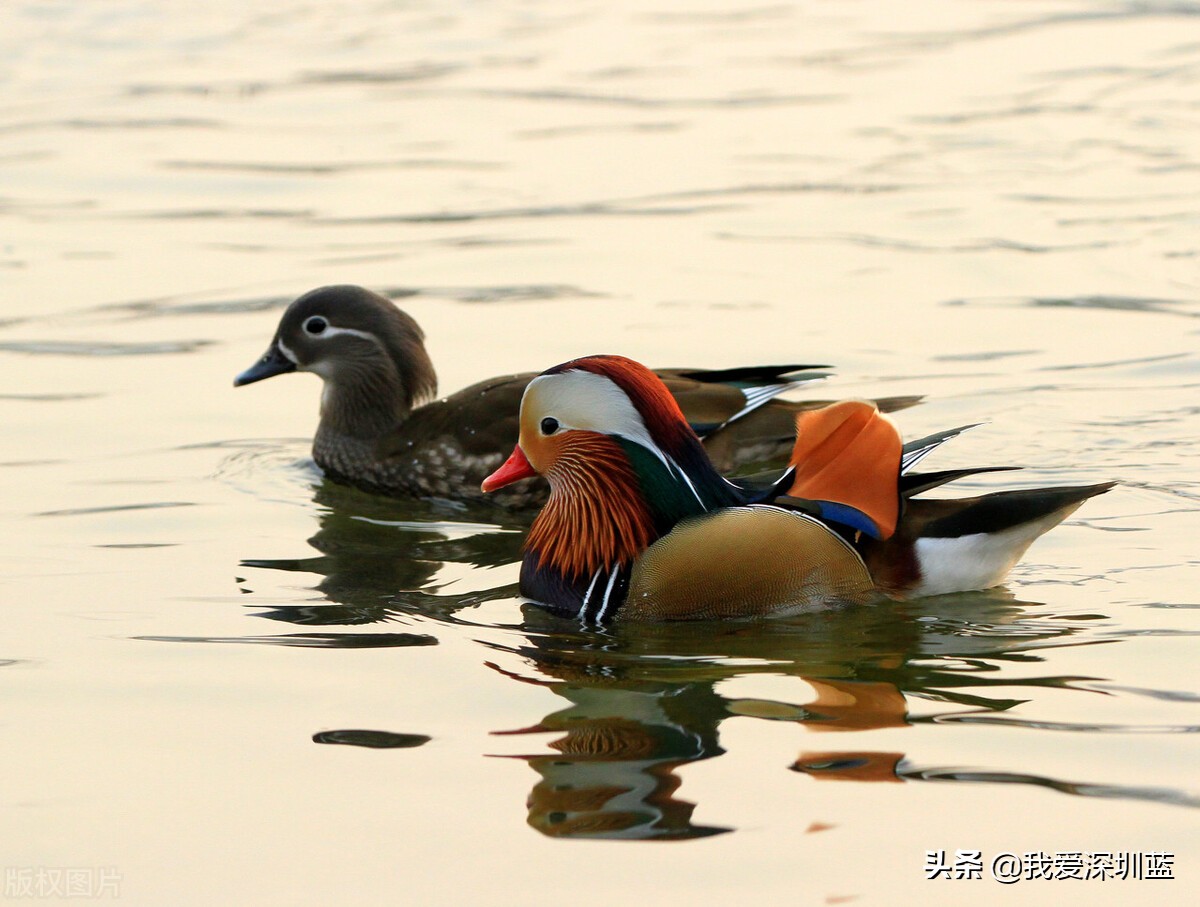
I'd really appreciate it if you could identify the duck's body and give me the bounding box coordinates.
[311,372,536,505]
[619,506,876,621]
[482,355,1112,621]
[236,286,908,508]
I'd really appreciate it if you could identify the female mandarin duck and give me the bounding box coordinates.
[234,286,914,508]
[482,355,1112,621]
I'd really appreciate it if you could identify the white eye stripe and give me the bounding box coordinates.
[525,371,657,450]
[282,324,383,378]
[310,325,380,344]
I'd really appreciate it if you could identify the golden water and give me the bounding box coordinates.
[2,1,1198,904]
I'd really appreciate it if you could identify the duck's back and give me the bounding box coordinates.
[318,373,546,507]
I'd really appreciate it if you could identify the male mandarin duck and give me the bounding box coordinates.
[234,285,915,508]
[481,354,1112,621]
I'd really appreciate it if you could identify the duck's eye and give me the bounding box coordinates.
[540,417,560,435]
[303,316,328,336]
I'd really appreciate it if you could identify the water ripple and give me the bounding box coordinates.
[136,632,438,649]
[326,181,903,227]
[1101,628,1200,638]
[299,63,461,85]
[944,294,1200,318]
[319,199,731,225]
[640,6,794,25]
[905,766,1199,809]
[1058,210,1199,226]
[0,339,213,356]
[1038,352,1191,372]
[1088,683,1200,702]
[129,207,312,220]
[461,87,838,109]
[207,439,320,503]
[36,502,195,518]
[0,117,220,135]
[1031,296,1200,317]
[857,234,1120,254]
[0,392,102,401]
[411,283,601,303]
[909,3,1200,47]
[161,157,501,175]
[913,103,1095,125]
[930,714,1200,734]
[94,293,295,319]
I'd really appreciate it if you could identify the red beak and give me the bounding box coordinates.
[482,445,537,493]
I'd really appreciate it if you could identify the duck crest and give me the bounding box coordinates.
[546,355,698,460]
[545,355,742,515]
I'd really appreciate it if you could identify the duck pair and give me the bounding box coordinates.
[238,286,1111,621]
[235,285,922,507]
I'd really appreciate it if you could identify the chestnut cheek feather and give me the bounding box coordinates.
[525,433,658,580]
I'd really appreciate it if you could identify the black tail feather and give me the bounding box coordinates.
[919,482,1116,538]
[900,466,1023,497]
[675,364,829,386]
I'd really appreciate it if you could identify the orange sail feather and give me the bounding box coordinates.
[786,401,902,539]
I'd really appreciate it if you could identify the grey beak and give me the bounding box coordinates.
[234,341,297,387]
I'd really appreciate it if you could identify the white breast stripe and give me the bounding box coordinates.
[580,568,602,618]
[593,564,622,623]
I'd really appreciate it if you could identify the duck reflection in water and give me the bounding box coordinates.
[484,594,1090,841]
[242,479,525,629]
[238,479,1176,830]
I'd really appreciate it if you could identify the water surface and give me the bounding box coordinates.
[2,1,1198,904]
